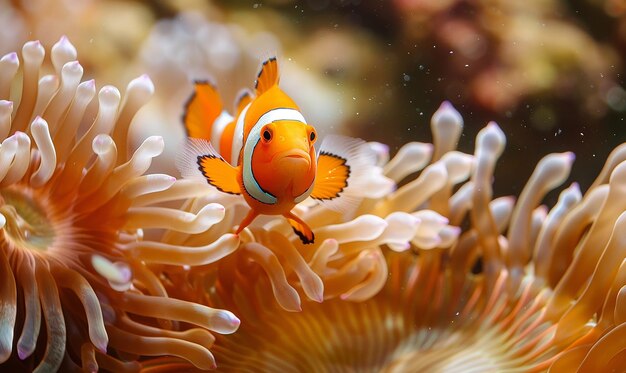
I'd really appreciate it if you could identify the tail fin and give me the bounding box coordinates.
[255,57,279,95]
[182,80,224,141]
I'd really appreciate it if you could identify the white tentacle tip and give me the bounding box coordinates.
[432,100,463,127]
[24,40,42,49]
[31,116,48,130]
[560,182,582,205]
[442,151,474,183]
[22,40,45,60]
[414,209,449,225]
[91,255,132,292]
[62,60,83,75]
[98,85,122,107]
[425,161,448,180]
[1,52,19,64]
[128,74,155,96]
[94,339,108,354]
[477,121,506,155]
[366,173,396,198]
[368,142,390,165]
[339,293,352,301]
[439,225,461,248]
[147,135,165,148]
[76,79,97,99]
[53,35,76,51]
[545,151,575,168]
[213,310,241,334]
[310,288,324,303]
[538,152,575,183]
[388,242,411,252]
[353,215,389,240]
[195,203,226,226]
[325,238,338,246]
[385,211,421,244]
[82,79,96,90]
[2,133,18,150]
[399,142,434,158]
[92,134,114,155]
[412,210,454,250]
[568,181,580,193]
[143,174,177,193]
[137,136,165,159]
[17,344,30,360]
[0,100,13,111]
[369,142,389,155]
[14,131,31,143]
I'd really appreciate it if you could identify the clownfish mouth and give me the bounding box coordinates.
[275,149,311,166]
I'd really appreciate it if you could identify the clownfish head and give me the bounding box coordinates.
[260,119,317,168]
[248,112,317,199]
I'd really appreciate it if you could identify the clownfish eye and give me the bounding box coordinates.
[262,127,272,143]
[307,126,317,144]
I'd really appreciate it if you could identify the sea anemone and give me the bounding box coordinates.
[0,38,240,372]
[3,35,625,373]
[154,102,626,371]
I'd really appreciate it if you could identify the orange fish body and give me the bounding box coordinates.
[178,57,362,244]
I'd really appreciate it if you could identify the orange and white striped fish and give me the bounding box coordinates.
[177,57,373,244]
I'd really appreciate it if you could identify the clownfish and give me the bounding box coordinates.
[177,57,372,244]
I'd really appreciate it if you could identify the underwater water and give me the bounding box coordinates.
[0,0,625,372]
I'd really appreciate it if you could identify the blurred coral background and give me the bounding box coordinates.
[2,0,623,198]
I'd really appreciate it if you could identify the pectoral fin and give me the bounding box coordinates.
[285,212,315,244]
[176,138,241,195]
[311,152,350,201]
[311,135,379,214]
[197,155,241,195]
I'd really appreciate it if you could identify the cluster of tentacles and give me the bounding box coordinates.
[0,38,239,371]
[155,103,626,371]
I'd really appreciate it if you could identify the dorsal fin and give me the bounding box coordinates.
[234,88,253,115]
[254,57,279,95]
[182,80,224,140]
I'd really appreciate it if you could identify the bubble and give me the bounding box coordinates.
[606,85,626,112]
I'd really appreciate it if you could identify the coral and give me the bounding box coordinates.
[392,0,621,119]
